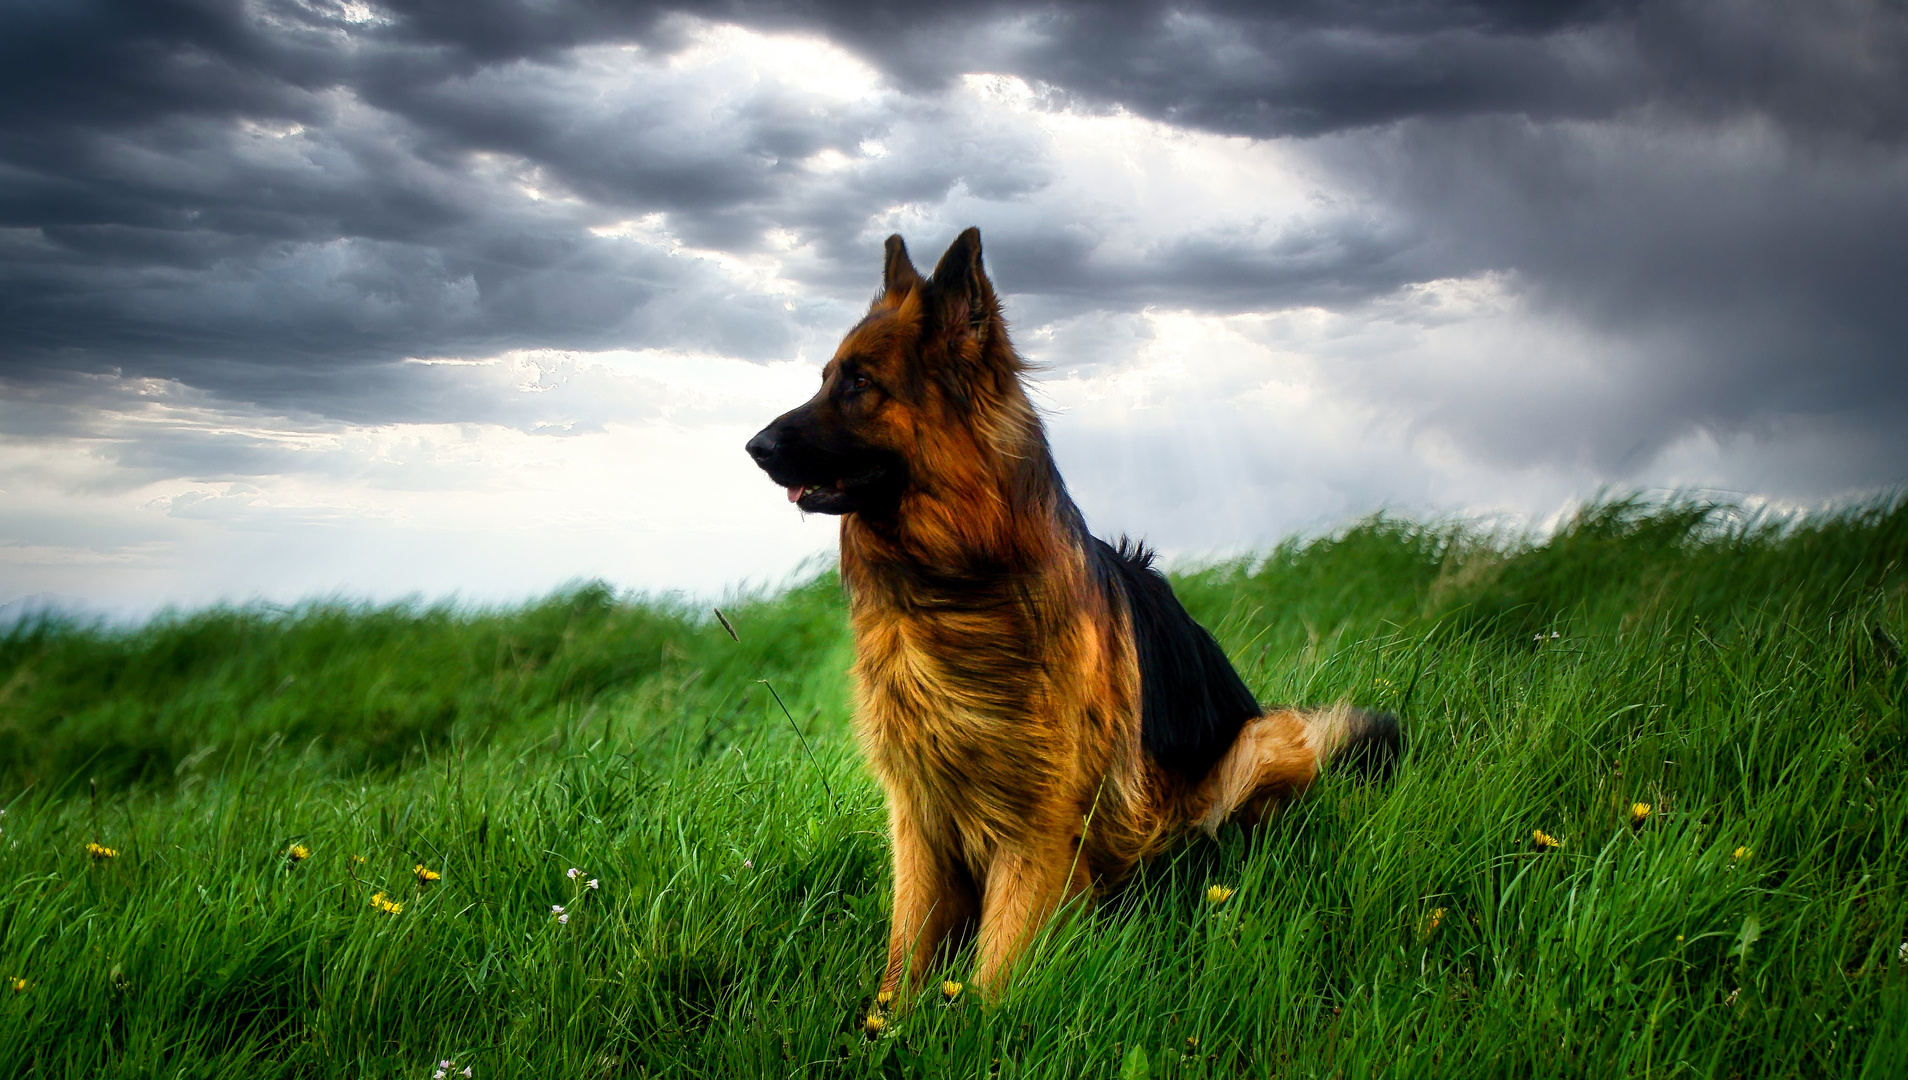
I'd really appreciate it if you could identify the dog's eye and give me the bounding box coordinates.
[847,373,872,391]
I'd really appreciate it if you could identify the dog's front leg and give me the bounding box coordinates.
[879,799,977,1000]
[971,831,1091,993]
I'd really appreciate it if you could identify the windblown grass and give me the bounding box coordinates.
[1,495,1903,1078]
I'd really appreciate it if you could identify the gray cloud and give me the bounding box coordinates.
[1,0,1903,500]
[1295,111,1908,472]
[681,1,1905,142]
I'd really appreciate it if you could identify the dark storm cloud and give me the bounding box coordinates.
[978,211,1436,315]
[1285,104,1908,475]
[2,0,1905,491]
[0,0,838,422]
[392,0,1895,144]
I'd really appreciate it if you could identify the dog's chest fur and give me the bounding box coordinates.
[849,583,1114,855]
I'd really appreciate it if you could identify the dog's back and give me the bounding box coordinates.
[1091,537,1259,778]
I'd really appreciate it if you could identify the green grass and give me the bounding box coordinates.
[1,494,1904,1078]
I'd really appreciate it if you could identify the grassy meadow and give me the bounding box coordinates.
[1,495,1904,1078]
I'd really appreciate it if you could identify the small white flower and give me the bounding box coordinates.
[566,867,581,879]
[434,1071,445,1079]
[440,1062,452,1070]
[743,859,753,870]
[587,878,599,889]
[1899,941,1907,964]
[551,905,565,915]
[557,912,570,924]
[461,1069,472,1078]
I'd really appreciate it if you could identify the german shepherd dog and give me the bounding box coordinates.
[746,228,1400,999]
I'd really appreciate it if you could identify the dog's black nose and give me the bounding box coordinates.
[745,428,777,465]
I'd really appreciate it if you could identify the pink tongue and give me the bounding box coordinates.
[786,485,803,503]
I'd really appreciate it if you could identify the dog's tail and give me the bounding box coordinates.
[1308,703,1405,781]
[1193,704,1403,835]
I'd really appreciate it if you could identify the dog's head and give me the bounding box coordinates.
[746,227,1024,519]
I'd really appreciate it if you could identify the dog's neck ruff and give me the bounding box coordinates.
[838,421,1084,613]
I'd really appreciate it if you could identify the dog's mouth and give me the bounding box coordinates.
[748,409,903,517]
[783,466,891,515]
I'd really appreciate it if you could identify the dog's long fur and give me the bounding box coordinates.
[746,229,1400,997]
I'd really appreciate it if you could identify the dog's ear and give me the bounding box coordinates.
[926,227,997,351]
[880,234,922,301]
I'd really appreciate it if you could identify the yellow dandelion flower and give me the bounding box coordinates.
[413,863,442,885]
[1185,1035,1201,1052]
[1426,907,1446,932]
[350,855,365,864]
[1732,846,1752,860]
[8,977,26,993]
[875,990,893,1007]
[863,1014,886,1037]
[1629,803,1651,826]
[287,844,311,861]
[86,842,118,860]
[1206,884,1235,905]
[370,891,404,914]
[941,980,963,1001]
[1532,829,1562,851]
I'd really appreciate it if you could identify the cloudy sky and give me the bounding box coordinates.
[2,0,1904,615]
